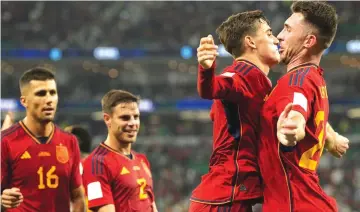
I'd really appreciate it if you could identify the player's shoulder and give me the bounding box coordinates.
[280,64,321,87]
[83,145,111,165]
[54,125,78,144]
[83,145,113,175]
[133,151,150,164]
[222,59,267,79]
[55,125,75,138]
[1,122,24,143]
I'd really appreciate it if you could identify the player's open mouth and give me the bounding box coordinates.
[43,108,54,115]
[43,108,54,111]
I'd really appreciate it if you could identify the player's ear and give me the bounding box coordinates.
[20,96,27,108]
[103,113,111,128]
[304,34,317,49]
[244,35,257,50]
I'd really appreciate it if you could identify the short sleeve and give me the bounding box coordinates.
[275,76,314,121]
[82,156,114,209]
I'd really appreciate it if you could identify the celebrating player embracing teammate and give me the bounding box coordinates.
[190,10,280,212]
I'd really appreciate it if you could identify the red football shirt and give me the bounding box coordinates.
[1,121,82,212]
[258,64,337,212]
[190,60,272,204]
[82,143,155,212]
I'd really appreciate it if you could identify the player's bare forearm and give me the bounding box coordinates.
[325,123,337,150]
[70,186,86,212]
[94,204,116,212]
[324,123,349,158]
[152,201,158,212]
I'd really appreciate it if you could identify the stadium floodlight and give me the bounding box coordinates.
[180,45,193,59]
[49,48,62,61]
[93,47,120,60]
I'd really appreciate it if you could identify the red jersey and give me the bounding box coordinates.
[258,64,337,212]
[82,143,155,212]
[190,60,272,204]
[1,121,82,212]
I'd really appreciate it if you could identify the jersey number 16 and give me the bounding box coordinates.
[37,166,59,189]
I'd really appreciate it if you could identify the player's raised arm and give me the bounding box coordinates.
[197,35,251,102]
[197,34,219,99]
[197,35,218,70]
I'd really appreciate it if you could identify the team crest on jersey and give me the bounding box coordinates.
[56,145,69,164]
[141,160,152,178]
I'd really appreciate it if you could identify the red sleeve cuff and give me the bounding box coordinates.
[88,198,114,210]
[71,178,82,191]
[198,61,216,72]
[291,104,308,121]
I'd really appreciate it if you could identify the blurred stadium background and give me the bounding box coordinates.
[1,1,360,212]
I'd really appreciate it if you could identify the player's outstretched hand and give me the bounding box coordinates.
[277,103,301,146]
[197,34,219,69]
[328,133,349,158]
[1,187,23,209]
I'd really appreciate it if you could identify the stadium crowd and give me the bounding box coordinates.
[2,1,360,49]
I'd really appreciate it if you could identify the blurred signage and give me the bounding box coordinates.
[0,98,20,111]
[0,98,154,112]
[93,47,120,60]
[1,40,359,60]
[346,40,360,53]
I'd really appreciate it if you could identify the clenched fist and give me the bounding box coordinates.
[327,133,349,158]
[1,188,23,209]
[277,103,306,147]
[197,34,219,69]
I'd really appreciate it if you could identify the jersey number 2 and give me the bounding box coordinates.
[37,166,59,189]
[299,111,325,171]
[137,178,148,200]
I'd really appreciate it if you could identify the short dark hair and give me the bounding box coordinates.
[64,125,92,153]
[19,67,55,91]
[291,1,338,49]
[101,89,140,114]
[216,10,269,58]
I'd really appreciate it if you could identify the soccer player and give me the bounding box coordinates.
[64,125,92,159]
[82,90,158,212]
[189,11,280,211]
[1,67,85,211]
[258,2,346,211]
